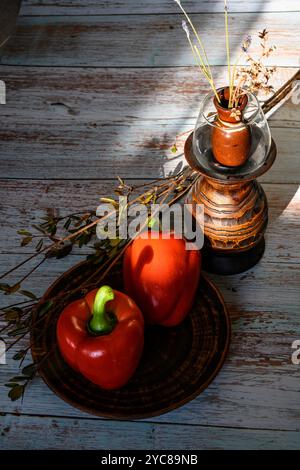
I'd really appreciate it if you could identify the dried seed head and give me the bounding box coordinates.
[242,35,252,53]
[182,20,190,38]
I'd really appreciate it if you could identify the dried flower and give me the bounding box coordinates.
[181,20,190,39]
[258,28,268,39]
[235,29,277,98]
[241,35,252,53]
[230,108,241,121]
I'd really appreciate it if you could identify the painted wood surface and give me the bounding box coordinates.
[0,180,299,264]
[20,0,300,15]
[0,0,299,450]
[1,13,299,67]
[0,66,297,123]
[0,66,298,179]
[1,414,300,450]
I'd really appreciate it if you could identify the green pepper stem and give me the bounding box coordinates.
[88,286,116,335]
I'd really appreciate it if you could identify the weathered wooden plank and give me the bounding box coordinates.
[0,66,298,180]
[1,13,299,67]
[1,414,299,450]
[0,119,298,181]
[20,0,300,16]
[0,66,296,123]
[1,250,299,317]
[0,180,299,265]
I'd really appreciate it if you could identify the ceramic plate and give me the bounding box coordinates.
[31,261,231,419]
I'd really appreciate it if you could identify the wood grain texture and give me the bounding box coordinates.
[0,180,299,263]
[0,66,298,180]
[0,121,298,181]
[1,414,299,450]
[0,1,299,449]
[20,0,300,15]
[1,13,299,67]
[0,66,296,123]
[2,249,299,318]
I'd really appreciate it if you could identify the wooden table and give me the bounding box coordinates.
[0,0,299,450]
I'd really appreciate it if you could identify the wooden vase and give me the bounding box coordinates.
[185,133,277,275]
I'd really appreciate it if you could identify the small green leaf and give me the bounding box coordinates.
[141,193,153,205]
[71,215,82,221]
[13,350,27,361]
[48,223,57,236]
[170,144,178,154]
[22,363,36,378]
[38,300,53,317]
[8,326,29,337]
[21,236,33,247]
[8,384,25,401]
[20,290,38,301]
[63,218,72,230]
[9,376,28,382]
[32,224,47,235]
[4,308,22,323]
[148,216,158,229]
[17,230,32,236]
[36,239,43,252]
[78,232,92,248]
[99,197,118,208]
[5,383,19,388]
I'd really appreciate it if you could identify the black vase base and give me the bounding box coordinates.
[202,238,265,275]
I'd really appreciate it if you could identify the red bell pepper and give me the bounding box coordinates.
[56,285,144,389]
[123,232,201,326]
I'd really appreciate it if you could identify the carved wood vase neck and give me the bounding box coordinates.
[212,87,251,167]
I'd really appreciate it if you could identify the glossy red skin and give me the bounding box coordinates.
[123,233,201,326]
[56,289,144,389]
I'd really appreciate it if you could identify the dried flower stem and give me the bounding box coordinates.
[193,45,221,100]
[224,0,233,107]
[230,52,242,106]
[177,3,211,75]
[0,251,45,281]
[178,2,220,103]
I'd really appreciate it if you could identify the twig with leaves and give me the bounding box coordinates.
[0,168,198,401]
